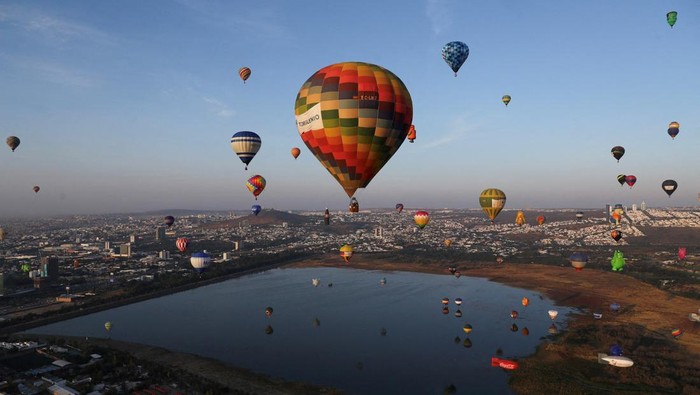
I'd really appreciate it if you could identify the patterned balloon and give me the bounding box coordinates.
[238,67,251,83]
[414,210,430,229]
[294,62,413,198]
[662,179,678,197]
[536,215,545,225]
[667,11,677,28]
[340,244,353,263]
[502,95,511,106]
[176,237,189,253]
[442,41,469,76]
[616,174,626,187]
[611,146,625,162]
[190,251,211,274]
[515,211,526,226]
[610,230,622,242]
[246,175,266,199]
[251,204,262,215]
[6,136,20,152]
[668,121,679,139]
[625,175,636,188]
[230,131,261,170]
[479,188,506,223]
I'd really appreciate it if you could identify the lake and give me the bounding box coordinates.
[26,267,572,394]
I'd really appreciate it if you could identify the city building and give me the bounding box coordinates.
[156,226,166,241]
[40,257,59,281]
[0,272,4,294]
[632,204,637,212]
[159,250,170,259]
[374,227,384,238]
[232,241,241,251]
[104,241,111,251]
[119,243,132,257]
[130,235,136,243]
[641,201,647,210]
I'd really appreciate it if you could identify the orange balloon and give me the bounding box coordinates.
[291,147,301,159]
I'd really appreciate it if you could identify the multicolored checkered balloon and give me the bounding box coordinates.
[294,62,413,198]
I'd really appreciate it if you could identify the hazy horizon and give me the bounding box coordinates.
[1,1,698,217]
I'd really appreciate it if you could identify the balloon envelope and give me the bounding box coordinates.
[176,237,189,253]
[6,136,20,152]
[569,252,589,271]
[667,11,677,27]
[611,146,625,162]
[246,175,266,199]
[395,203,404,213]
[294,62,413,198]
[617,174,627,187]
[625,175,636,188]
[479,189,506,222]
[414,211,430,229]
[407,125,416,143]
[251,204,262,215]
[190,252,212,274]
[33,186,40,194]
[164,216,174,227]
[340,244,354,262]
[291,147,301,159]
[536,215,545,225]
[238,67,251,83]
[502,95,511,106]
[104,322,113,331]
[662,179,678,197]
[231,131,261,170]
[442,41,469,75]
[668,122,679,139]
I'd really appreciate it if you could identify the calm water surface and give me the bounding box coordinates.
[27,267,573,394]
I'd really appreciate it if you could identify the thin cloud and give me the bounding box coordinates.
[0,4,114,45]
[423,111,480,148]
[426,0,453,36]
[202,97,234,118]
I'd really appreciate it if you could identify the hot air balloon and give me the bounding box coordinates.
[251,204,262,216]
[190,251,212,274]
[454,310,462,318]
[536,215,545,225]
[340,244,353,262]
[576,211,584,220]
[6,136,20,152]
[265,325,274,335]
[611,146,625,162]
[0,228,5,241]
[611,211,621,225]
[617,174,627,187]
[294,62,412,198]
[265,307,273,317]
[176,237,189,253]
[324,208,330,225]
[522,297,529,307]
[231,131,261,170]
[625,175,636,188]
[611,250,626,271]
[463,324,473,334]
[396,203,404,213]
[246,175,266,200]
[479,189,506,223]
[515,211,526,226]
[164,215,174,227]
[441,297,449,305]
[569,252,589,271]
[667,11,678,28]
[290,147,301,159]
[548,310,559,320]
[521,327,530,336]
[502,95,511,107]
[442,307,449,315]
[444,239,452,247]
[548,324,558,334]
[33,186,40,194]
[414,211,430,229]
[455,298,463,306]
[442,41,469,76]
[678,247,686,261]
[348,197,359,213]
[104,321,113,332]
[454,271,461,278]
[668,122,679,139]
[510,311,519,319]
[407,125,416,143]
[662,180,678,197]
[611,230,622,242]
[238,67,251,83]
[671,328,683,339]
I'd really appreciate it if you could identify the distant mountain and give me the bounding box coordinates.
[139,209,228,216]
[199,209,311,229]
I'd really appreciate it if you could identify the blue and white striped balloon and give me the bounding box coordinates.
[230,131,261,170]
[442,41,470,76]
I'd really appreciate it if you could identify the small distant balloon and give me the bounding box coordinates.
[510,310,519,319]
[6,136,20,152]
[414,210,430,229]
[33,186,40,194]
[667,11,678,28]
[246,175,266,200]
[407,124,416,143]
[441,297,450,305]
[502,95,511,107]
[251,204,262,216]
[668,121,679,139]
[291,147,301,159]
[231,131,261,170]
[265,307,273,317]
[536,215,545,225]
[625,175,636,188]
[662,180,678,197]
[395,203,404,214]
[522,297,529,307]
[176,237,189,253]
[340,244,353,263]
[463,324,473,334]
[617,174,626,187]
[104,321,113,332]
[611,146,625,162]
[164,215,175,227]
[548,310,559,320]
[190,252,212,274]
[442,41,470,76]
[238,67,251,83]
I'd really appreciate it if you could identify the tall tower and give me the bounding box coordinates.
[155,227,166,241]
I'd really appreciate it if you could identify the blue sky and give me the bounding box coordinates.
[1,1,698,217]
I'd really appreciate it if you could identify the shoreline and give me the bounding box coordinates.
[9,257,700,393]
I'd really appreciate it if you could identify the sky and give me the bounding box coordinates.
[1,1,699,217]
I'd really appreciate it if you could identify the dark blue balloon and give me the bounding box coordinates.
[442,41,469,75]
[610,344,623,356]
[251,204,262,216]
